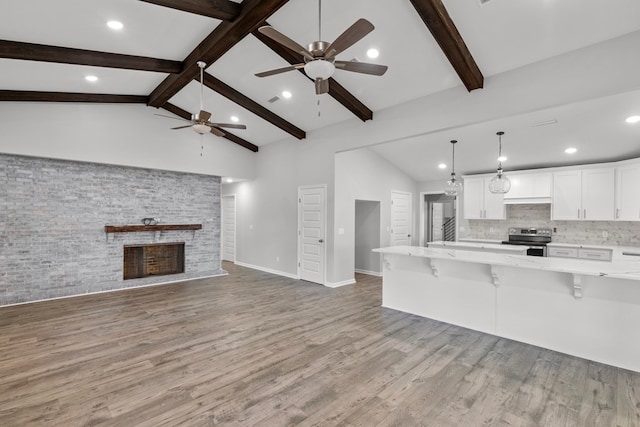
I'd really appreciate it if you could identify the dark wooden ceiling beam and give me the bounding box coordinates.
[148,0,291,108]
[252,24,373,122]
[201,73,305,140]
[162,102,259,152]
[0,90,148,103]
[0,40,182,74]
[138,0,241,21]
[408,0,483,91]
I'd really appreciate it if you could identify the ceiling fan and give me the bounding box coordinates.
[157,61,246,136]
[255,0,388,95]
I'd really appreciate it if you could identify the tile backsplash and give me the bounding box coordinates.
[462,204,640,247]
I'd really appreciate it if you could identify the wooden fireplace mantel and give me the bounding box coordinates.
[104,224,202,233]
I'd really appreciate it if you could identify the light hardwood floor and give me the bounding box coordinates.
[1,262,639,426]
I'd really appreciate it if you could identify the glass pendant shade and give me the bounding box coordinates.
[445,174,463,196]
[444,140,462,196]
[489,168,511,193]
[489,131,511,194]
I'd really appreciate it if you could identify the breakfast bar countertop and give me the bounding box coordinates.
[373,245,640,281]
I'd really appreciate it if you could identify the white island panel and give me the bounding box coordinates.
[374,246,640,372]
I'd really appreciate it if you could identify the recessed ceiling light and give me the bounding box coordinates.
[498,156,507,162]
[85,75,98,82]
[226,178,233,183]
[281,90,292,99]
[438,163,447,169]
[230,116,239,123]
[565,147,577,154]
[107,21,123,30]
[626,115,640,124]
[366,48,379,59]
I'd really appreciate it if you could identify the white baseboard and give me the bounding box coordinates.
[355,269,383,277]
[1,272,228,308]
[325,278,356,288]
[234,262,299,280]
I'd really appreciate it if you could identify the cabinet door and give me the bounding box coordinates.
[582,168,614,220]
[552,171,581,220]
[484,179,506,219]
[504,172,552,200]
[463,178,484,219]
[615,163,640,220]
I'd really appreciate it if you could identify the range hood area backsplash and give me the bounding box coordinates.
[461,204,640,247]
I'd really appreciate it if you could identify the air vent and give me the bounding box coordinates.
[268,96,280,103]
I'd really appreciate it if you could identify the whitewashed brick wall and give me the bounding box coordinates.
[0,153,223,306]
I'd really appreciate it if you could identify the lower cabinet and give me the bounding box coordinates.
[547,245,612,262]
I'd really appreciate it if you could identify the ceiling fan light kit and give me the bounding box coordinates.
[488,131,511,194]
[304,60,335,80]
[193,124,212,134]
[157,61,247,137]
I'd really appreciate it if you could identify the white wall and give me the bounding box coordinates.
[334,148,418,284]
[0,103,257,179]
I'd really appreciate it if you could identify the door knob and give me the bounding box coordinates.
[318,239,324,243]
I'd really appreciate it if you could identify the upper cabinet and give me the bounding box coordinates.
[503,172,552,204]
[615,162,640,221]
[463,177,505,220]
[552,168,615,220]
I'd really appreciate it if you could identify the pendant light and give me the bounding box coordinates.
[444,140,463,196]
[489,131,511,194]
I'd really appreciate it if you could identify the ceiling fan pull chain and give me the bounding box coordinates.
[317,97,321,117]
[200,135,204,157]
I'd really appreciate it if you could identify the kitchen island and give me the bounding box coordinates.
[373,245,640,372]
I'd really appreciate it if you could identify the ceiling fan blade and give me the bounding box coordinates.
[315,78,330,95]
[334,60,388,76]
[325,19,375,59]
[255,64,304,78]
[258,26,314,61]
[171,125,193,130]
[197,110,212,122]
[210,127,225,137]
[155,113,190,123]
[209,123,247,130]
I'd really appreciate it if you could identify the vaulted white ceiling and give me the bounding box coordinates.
[1,0,640,174]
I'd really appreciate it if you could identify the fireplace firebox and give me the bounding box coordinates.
[123,242,185,280]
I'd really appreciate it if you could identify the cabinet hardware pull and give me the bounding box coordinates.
[616,208,620,219]
[577,209,580,218]
[583,209,586,219]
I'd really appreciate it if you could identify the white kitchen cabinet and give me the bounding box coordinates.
[547,246,579,258]
[615,162,640,220]
[503,172,552,203]
[552,168,614,220]
[548,245,612,261]
[578,247,612,261]
[463,177,505,220]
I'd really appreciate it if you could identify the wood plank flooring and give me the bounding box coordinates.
[1,262,639,426]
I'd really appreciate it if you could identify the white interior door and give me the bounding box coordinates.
[391,191,412,246]
[298,186,326,284]
[221,195,236,262]
[431,203,444,242]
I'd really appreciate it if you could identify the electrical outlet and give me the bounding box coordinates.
[602,231,608,238]
[276,256,280,262]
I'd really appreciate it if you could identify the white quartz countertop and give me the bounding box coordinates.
[428,241,526,253]
[373,246,640,280]
[457,238,505,244]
